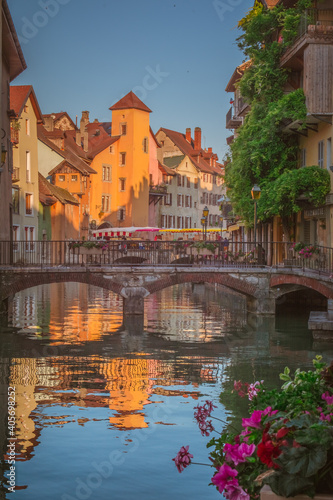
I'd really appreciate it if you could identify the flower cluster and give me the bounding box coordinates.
[194,400,217,436]
[172,356,333,499]
[290,242,320,258]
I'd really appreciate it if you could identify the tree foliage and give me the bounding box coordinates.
[225,0,329,237]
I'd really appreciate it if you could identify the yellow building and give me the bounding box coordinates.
[10,86,43,245]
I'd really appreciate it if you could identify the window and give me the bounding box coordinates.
[318,141,324,168]
[109,146,114,154]
[327,138,332,170]
[194,178,198,189]
[177,174,181,187]
[143,137,148,153]
[102,165,111,181]
[25,193,33,215]
[71,174,78,182]
[120,152,126,166]
[119,178,126,191]
[12,225,19,250]
[300,148,306,167]
[120,123,127,136]
[26,151,31,182]
[26,119,30,136]
[177,216,182,229]
[187,177,190,188]
[118,206,126,221]
[177,194,182,207]
[24,226,34,251]
[59,175,65,182]
[12,188,19,214]
[164,193,172,206]
[101,195,111,213]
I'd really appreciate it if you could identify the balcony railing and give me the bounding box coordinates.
[226,106,243,129]
[296,8,333,39]
[0,240,331,275]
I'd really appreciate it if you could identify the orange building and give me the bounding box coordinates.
[89,91,152,229]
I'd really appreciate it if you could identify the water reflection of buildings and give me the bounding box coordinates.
[8,352,221,462]
[10,283,124,344]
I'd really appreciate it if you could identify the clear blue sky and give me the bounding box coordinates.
[8,0,253,162]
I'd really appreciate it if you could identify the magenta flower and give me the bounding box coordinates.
[224,443,256,465]
[172,445,193,473]
[322,391,333,406]
[212,464,238,493]
[225,483,250,500]
[320,412,332,422]
[242,410,263,429]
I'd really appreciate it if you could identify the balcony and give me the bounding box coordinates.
[226,106,243,130]
[12,167,20,183]
[149,183,167,205]
[281,9,333,70]
[10,128,19,145]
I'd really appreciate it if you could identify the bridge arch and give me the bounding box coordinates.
[143,271,257,298]
[270,275,333,300]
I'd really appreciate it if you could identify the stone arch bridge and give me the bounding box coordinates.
[1,266,333,317]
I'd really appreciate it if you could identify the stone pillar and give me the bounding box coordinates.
[121,286,149,316]
[247,297,276,315]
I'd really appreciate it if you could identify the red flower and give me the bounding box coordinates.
[257,433,281,468]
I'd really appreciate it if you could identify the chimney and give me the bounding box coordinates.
[194,127,201,150]
[83,129,89,153]
[76,129,81,146]
[186,128,191,143]
[80,111,90,134]
[208,147,212,154]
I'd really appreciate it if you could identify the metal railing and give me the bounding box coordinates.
[0,241,332,274]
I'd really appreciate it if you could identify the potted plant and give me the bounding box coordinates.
[172,356,333,499]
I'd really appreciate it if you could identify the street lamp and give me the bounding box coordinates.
[251,184,261,245]
[201,206,209,240]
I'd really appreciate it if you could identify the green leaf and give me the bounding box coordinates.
[275,446,327,477]
[264,472,315,498]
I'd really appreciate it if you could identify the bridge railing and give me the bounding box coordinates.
[0,240,332,274]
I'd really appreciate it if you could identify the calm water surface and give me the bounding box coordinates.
[0,282,332,500]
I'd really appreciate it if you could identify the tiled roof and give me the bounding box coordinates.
[158,161,176,176]
[38,173,79,205]
[110,91,152,113]
[38,124,97,175]
[37,124,65,158]
[158,128,223,176]
[10,85,44,121]
[163,155,185,169]
[64,126,119,160]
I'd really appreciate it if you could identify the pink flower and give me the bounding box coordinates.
[242,410,263,429]
[225,483,250,500]
[247,381,263,401]
[320,412,332,422]
[172,445,193,473]
[211,464,238,493]
[194,400,216,425]
[224,443,256,465]
[199,419,214,436]
[322,392,333,406]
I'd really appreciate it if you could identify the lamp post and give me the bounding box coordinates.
[251,184,261,246]
[201,205,209,240]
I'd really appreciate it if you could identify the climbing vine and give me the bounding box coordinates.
[225,0,330,240]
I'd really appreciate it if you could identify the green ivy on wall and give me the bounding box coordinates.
[225,0,330,240]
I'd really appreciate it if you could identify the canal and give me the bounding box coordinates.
[0,282,332,500]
